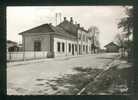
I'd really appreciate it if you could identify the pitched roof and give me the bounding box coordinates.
[49,24,76,39]
[104,42,119,48]
[58,20,78,36]
[58,20,88,35]
[7,40,17,44]
[19,24,54,35]
[19,23,76,39]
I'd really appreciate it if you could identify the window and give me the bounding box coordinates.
[57,42,60,52]
[72,44,74,55]
[62,42,65,52]
[86,45,88,53]
[83,35,85,41]
[69,43,71,52]
[79,45,81,54]
[86,37,88,42]
[75,44,77,51]
[83,45,85,51]
[78,34,81,40]
[34,40,41,51]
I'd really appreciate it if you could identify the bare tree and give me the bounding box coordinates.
[88,26,100,53]
[114,33,126,57]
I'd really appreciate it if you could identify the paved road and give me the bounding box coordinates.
[7,53,119,95]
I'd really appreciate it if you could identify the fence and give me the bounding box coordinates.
[7,51,48,62]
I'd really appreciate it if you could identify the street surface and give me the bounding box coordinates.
[7,53,119,95]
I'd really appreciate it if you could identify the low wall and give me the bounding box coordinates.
[7,51,48,61]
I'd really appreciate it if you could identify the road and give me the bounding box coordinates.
[7,53,119,95]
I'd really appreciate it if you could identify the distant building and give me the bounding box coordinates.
[19,17,95,57]
[104,42,119,52]
[7,40,19,52]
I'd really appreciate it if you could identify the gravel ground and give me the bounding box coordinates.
[7,53,119,95]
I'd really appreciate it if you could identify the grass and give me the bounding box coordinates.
[82,65,134,95]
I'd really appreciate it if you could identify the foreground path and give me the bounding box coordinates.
[7,53,119,95]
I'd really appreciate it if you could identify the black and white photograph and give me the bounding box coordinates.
[7,6,134,95]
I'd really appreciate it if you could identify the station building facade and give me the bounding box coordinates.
[19,17,93,57]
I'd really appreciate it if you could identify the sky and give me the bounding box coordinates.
[7,6,129,49]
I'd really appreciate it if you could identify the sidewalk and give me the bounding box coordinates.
[7,54,96,67]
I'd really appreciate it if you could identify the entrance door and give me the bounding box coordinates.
[72,44,74,55]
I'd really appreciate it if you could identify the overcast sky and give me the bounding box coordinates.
[7,6,129,49]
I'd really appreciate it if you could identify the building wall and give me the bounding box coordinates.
[22,31,92,57]
[53,35,78,57]
[23,34,50,52]
[77,29,91,55]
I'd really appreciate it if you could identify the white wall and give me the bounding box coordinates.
[53,36,78,57]
[7,51,48,61]
[23,34,50,51]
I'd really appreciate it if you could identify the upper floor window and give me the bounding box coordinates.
[78,34,81,40]
[86,37,88,42]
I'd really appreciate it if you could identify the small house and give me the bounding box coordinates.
[7,40,19,52]
[104,42,119,52]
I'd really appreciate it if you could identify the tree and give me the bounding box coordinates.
[118,7,133,36]
[114,33,126,57]
[118,6,133,58]
[88,26,100,53]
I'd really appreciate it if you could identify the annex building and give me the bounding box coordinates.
[19,17,95,57]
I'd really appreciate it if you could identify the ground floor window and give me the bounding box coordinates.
[34,40,41,51]
[57,42,60,52]
[69,43,71,52]
[83,45,85,51]
[62,42,65,52]
[72,44,74,55]
[79,45,81,54]
[75,44,77,52]
[86,45,88,53]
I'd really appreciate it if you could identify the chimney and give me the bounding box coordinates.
[64,17,67,21]
[70,17,73,24]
